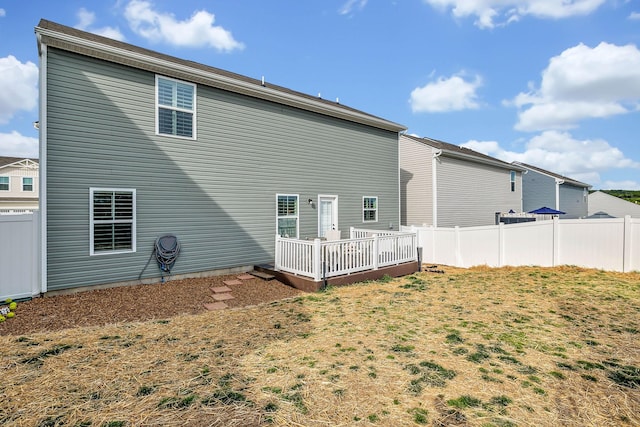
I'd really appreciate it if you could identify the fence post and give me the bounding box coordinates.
[623,215,632,273]
[454,226,462,267]
[372,234,379,270]
[552,217,560,267]
[313,238,322,281]
[498,222,504,267]
[350,226,355,239]
[274,235,281,271]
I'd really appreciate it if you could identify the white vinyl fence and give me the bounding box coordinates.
[0,211,41,300]
[403,216,639,273]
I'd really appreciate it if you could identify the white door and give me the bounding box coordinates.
[318,195,338,238]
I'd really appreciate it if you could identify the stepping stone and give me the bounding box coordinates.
[210,286,232,293]
[237,274,254,280]
[250,271,275,280]
[212,293,235,301]
[223,279,243,286]
[204,302,228,310]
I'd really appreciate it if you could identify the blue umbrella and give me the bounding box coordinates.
[528,206,566,215]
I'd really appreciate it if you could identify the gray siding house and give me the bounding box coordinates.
[513,162,591,219]
[36,20,406,292]
[400,135,525,228]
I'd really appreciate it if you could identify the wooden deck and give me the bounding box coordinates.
[256,261,419,292]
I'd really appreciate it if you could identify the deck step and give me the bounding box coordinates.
[250,270,275,281]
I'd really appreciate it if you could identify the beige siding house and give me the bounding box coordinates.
[588,191,640,218]
[400,135,525,227]
[0,157,39,213]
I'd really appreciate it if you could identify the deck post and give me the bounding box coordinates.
[372,234,379,270]
[274,235,281,271]
[313,238,322,281]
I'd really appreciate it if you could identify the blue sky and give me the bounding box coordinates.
[1,0,639,189]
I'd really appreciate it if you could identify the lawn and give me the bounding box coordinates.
[1,266,639,426]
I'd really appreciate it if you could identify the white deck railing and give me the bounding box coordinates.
[275,228,417,281]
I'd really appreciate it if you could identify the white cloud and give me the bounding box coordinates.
[629,12,640,20]
[0,8,6,17]
[461,131,640,186]
[339,0,368,15]
[0,56,38,125]
[0,131,39,158]
[75,8,125,41]
[410,73,482,113]
[124,0,244,51]
[423,0,606,29]
[600,180,640,191]
[510,42,640,131]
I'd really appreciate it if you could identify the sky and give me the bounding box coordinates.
[0,0,639,189]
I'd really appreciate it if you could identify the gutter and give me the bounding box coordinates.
[432,149,442,227]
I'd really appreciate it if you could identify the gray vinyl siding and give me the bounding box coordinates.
[399,136,433,226]
[521,170,556,212]
[436,157,522,227]
[559,185,588,218]
[45,48,399,291]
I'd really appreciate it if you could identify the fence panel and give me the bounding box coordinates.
[558,219,625,271]
[502,221,555,267]
[0,211,40,300]
[410,217,639,273]
[458,226,500,268]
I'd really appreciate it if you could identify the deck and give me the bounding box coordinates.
[270,227,420,291]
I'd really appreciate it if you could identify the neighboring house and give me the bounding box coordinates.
[513,162,591,219]
[35,20,406,293]
[588,191,640,218]
[0,157,39,213]
[400,134,525,228]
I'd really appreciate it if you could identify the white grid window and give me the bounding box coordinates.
[277,194,299,238]
[363,196,378,222]
[156,76,196,139]
[22,177,33,192]
[90,188,136,255]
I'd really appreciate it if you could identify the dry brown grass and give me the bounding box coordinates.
[1,266,639,426]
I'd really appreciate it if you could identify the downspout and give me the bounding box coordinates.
[432,149,443,227]
[37,32,48,295]
[555,179,564,211]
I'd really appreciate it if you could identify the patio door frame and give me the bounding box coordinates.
[317,194,338,238]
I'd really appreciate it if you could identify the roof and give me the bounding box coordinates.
[0,157,39,169]
[512,162,591,188]
[35,19,406,133]
[401,134,526,171]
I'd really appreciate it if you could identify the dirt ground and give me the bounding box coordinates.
[0,273,305,336]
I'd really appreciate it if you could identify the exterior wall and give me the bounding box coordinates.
[0,161,39,211]
[521,169,557,212]
[399,136,433,226]
[559,184,588,218]
[589,191,640,218]
[45,48,400,291]
[436,156,522,227]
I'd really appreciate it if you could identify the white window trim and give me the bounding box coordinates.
[90,187,137,256]
[22,177,34,192]
[155,75,197,140]
[363,196,378,223]
[276,193,299,239]
[0,176,9,191]
[510,170,516,192]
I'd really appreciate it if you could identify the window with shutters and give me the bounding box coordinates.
[156,76,196,139]
[276,194,299,238]
[363,196,378,222]
[90,188,136,255]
